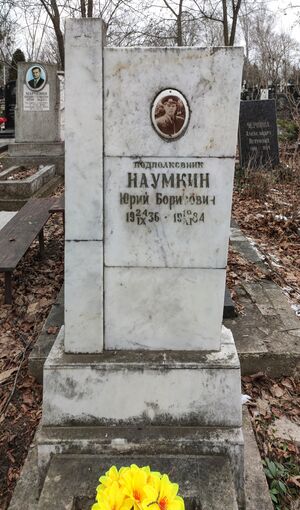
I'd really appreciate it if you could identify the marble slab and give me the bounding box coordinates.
[105,157,234,267]
[65,19,104,241]
[104,47,243,158]
[64,240,103,353]
[105,267,226,350]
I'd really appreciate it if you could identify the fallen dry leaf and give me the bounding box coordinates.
[255,398,271,417]
[0,367,17,384]
[288,476,300,489]
[27,302,39,315]
[271,384,285,398]
[281,378,295,390]
[46,326,59,335]
[6,451,15,464]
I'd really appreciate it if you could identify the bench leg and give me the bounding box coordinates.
[39,228,45,257]
[5,272,12,304]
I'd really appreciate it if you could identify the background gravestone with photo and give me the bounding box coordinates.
[15,63,60,143]
[239,99,279,169]
[5,62,64,177]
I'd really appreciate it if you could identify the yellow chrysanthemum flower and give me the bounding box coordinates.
[119,464,154,510]
[97,466,128,489]
[147,471,162,489]
[96,466,130,496]
[92,481,132,510]
[91,465,184,510]
[143,474,185,510]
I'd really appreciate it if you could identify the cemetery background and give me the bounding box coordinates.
[1,0,300,76]
[0,2,299,509]
[0,139,299,508]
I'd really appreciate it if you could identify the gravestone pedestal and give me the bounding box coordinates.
[38,19,244,509]
[39,326,244,507]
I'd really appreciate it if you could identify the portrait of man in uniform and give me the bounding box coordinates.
[154,95,185,137]
[27,66,45,90]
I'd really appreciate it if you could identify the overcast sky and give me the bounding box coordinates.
[272,0,300,41]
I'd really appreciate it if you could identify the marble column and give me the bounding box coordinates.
[64,19,104,353]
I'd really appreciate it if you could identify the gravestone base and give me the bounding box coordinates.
[37,426,244,508]
[0,128,14,139]
[42,326,242,427]
[38,326,244,507]
[36,453,240,510]
[8,141,64,157]
[4,142,64,176]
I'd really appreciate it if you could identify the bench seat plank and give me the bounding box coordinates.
[0,197,55,271]
[49,194,64,213]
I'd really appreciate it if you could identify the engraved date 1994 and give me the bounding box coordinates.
[174,210,204,225]
[125,208,205,226]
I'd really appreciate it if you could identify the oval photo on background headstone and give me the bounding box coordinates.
[151,89,190,140]
[25,64,47,92]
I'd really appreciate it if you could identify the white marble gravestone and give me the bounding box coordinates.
[40,19,245,509]
[64,23,243,353]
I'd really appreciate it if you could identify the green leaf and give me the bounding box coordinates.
[268,461,278,478]
[270,488,279,495]
[270,493,278,503]
[275,462,284,475]
[270,480,278,490]
[278,481,287,494]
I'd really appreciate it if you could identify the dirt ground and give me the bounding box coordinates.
[0,186,64,509]
[229,149,300,509]
[0,152,299,508]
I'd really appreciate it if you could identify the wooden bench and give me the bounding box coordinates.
[49,194,65,230]
[0,197,56,304]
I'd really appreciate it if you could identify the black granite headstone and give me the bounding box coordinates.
[5,80,16,130]
[239,99,279,169]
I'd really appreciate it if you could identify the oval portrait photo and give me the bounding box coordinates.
[151,89,189,140]
[26,65,46,91]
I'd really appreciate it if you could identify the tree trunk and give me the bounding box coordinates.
[87,0,93,17]
[222,0,229,45]
[54,20,64,69]
[177,0,183,46]
[50,0,64,69]
[229,0,242,46]
[80,0,86,17]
